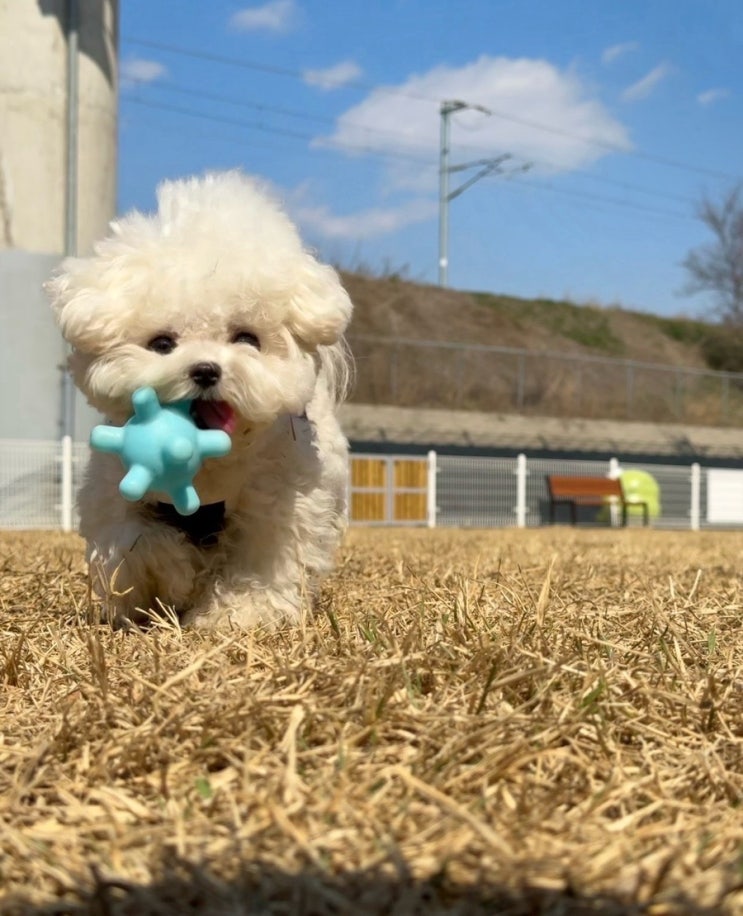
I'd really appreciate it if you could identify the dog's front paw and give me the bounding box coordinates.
[180,588,301,631]
[179,604,232,630]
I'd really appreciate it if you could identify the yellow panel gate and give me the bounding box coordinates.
[349,453,435,526]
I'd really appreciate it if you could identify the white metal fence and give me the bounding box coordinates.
[0,438,88,530]
[434,454,702,529]
[0,439,740,531]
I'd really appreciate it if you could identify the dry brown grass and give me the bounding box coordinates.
[1,527,742,915]
[342,272,743,427]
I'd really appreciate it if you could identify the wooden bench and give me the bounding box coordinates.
[546,475,649,526]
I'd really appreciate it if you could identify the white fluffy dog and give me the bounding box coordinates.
[47,171,353,630]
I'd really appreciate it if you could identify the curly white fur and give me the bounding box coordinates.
[46,171,352,630]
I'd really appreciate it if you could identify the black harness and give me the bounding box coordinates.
[149,501,227,548]
[141,413,314,549]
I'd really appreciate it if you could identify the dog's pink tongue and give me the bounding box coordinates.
[192,400,237,435]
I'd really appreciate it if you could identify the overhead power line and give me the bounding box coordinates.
[123,97,435,164]
[122,96,699,223]
[507,175,694,221]
[129,79,699,210]
[127,81,438,155]
[123,34,741,184]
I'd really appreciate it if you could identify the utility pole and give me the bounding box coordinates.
[438,100,491,287]
[438,100,461,286]
[438,99,528,287]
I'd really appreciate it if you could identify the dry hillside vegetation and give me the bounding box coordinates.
[1,528,742,914]
[343,273,743,425]
[343,273,709,366]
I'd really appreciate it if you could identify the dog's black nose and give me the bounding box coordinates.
[189,361,222,389]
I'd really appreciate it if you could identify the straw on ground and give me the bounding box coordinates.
[0,528,741,914]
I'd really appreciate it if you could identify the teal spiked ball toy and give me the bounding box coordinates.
[90,387,232,516]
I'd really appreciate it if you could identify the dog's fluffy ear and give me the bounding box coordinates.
[45,257,112,353]
[45,258,83,337]
[288,257,352,347]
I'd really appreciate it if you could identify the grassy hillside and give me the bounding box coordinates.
[341,272,743,426]
[343,272,714,367]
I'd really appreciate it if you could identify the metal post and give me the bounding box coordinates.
[626,361,635,419]
[439,99,532,286]
[690,462,701,531]
[674,370,684,420]
[438,102,453,286]
[455,345,465,407]
[61,436,73,532]
[426,450,437,528]
[608,457,621,527]
[516,352,526,410]
[437,99,499,287]
[390,343,399,403]
[385,456,394,523]
[515,453,527,528]
[62,0,79,441]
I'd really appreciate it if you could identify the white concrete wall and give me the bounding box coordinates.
[0,0,118,255]
[0,1,116,441]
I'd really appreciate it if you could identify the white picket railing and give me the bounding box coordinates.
[0,438,733,532]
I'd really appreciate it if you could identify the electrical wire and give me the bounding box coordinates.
[123,34,741,183]
[124,96,437,164]
[127,79,699,209]
[122,96,697,222]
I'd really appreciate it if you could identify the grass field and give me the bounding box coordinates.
[1,527,742,915]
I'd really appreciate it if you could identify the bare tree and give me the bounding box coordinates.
[683,185,743,323]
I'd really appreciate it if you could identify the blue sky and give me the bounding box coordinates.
[118,0,743,319]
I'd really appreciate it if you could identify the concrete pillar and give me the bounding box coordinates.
[0,0,118,256]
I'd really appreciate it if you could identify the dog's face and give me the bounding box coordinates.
[46,172,352,436]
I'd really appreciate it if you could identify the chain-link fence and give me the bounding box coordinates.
[349,335,743,426]
[0,440,87,529]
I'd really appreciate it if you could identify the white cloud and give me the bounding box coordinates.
[120,58,167,86]
[294,198,437,239]
[229,0,297,33]
[319,56,632,190]
[303,60,362,91]
[697,87,730,107]
[620,62,673,102]
[601,42,639,65]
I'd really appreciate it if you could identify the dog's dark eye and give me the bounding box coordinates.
[147,334,177,355]
[232,330,260,350]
